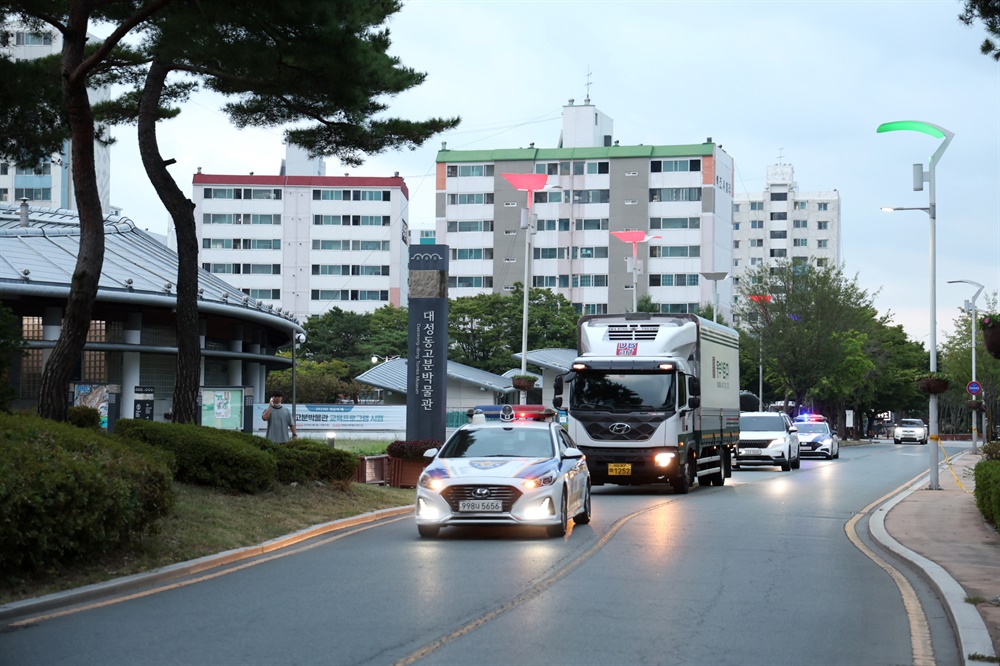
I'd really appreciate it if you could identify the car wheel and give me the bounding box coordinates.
[671,457,692,494]
[825,449,833,460]
[791,447,801,469]
[417,524,440,538]
[894,439,901,445]
[780,455,791,472]
[547,491,568,537]
[573,483,592,525]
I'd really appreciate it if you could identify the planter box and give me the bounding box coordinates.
[387,456,430,488]
[512,378,536,391]
[917,377,949,394]
[354,455,389,485]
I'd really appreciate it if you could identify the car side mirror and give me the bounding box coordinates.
[789,426,798,433]
[564,447,583,459]
[423,448,438,458]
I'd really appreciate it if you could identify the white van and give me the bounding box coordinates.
[735,411,800,471]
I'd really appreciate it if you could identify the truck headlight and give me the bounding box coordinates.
[654,452,675,467]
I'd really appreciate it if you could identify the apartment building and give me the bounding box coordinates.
[731,164,842,304]
[435,100,735,319]
[193,147,409,319]
[0,23,112,214]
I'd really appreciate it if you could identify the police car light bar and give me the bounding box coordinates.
[467,404,556,422]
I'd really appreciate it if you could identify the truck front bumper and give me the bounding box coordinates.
[577,445,680,485]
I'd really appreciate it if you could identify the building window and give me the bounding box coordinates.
[352,240,390,251]
[816,258,829,267]
[576,303,609,315]
[795,201,808,210]
[770,212,787,221]
[817,239,829,249]
[0,188,7,201]
[750,239,764,248]
[533,247,565,260]
[572,189,610,204]
[15,31,53,45]
[447,220,494,233]
[451,248,493,260]
[817,221,830,230]
[202,263,237,273]
[770,192,788,201]
[205,187,281,200]
[537,218,570,231]
[651,217,700,230]
[750,220,764,229]
[733,259,740,266]
[733,203,740,213]
[770,249,787,258]
[650,159,701,173]
[242,264,281,275]
[770,230,787,239]
[750,257,763,266]
[750,201,764,211]
[312,264,348,275]
[575,218,609,231]
[573,246,609,259]
[793,238,808,247]
[249,289,280,300]
[312,189,349,201]
[202,238,233,249]
[248,239,280,250]
[818,203,829,211]
[311,239,345,250]
[649,187,701,202]
[572,274,609,288]
[649,274,699,287]
[450,164,493,177]
[448,276,493,288]
[793,219,808,229]
[650,245,700,258]
[447,193,494,205]
[733,240,740,249]
[533,190,564,204]
[659,303,699,315]
[14,188,51,200]
[732,223,740,231]
[16,164,51,176]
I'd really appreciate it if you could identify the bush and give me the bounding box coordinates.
[386,439,441,461]
[234,433,358,485]
[980,440,1000,462]
[114,419,275,493]
[67,405,102,430]
[0,413,175,575]
[974,459,1000,528]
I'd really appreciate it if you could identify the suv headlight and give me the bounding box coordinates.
[769,438,787,448]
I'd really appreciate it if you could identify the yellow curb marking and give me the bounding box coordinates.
[10,515,409,628]
[938,441,973,494]
[845,472,935,666]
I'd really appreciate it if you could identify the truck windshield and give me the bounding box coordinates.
[570,371,675,412]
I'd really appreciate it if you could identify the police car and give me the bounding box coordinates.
[414,404,592,538]
[793,414,840,460]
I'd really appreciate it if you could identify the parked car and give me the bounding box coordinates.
[736,411,800,471]
[414,404,591,538]
[893,418,928,445]
[793,414,839,460]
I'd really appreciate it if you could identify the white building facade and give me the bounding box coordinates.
[731,164,842,306]
[0,23,112,214]
[193,171,410,319]
[435,100,735,319]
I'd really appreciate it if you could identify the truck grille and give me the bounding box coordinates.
[574,412,666,441]
[440,485,522,512]
[607,323,663,341]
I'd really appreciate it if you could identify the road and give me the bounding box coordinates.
[0,442,965,665]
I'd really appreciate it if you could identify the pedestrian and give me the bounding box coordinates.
[263,390,298,443]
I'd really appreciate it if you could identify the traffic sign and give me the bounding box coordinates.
[967,381,982,396]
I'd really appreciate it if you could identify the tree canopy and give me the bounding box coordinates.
[960,0,1000,60]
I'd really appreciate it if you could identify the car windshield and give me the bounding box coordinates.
[440,427,555,459]
[796,423,829,434]
[900,420,924,427]
[570,371,675,412]
[740,415,786,431]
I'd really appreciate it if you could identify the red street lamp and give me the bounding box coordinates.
[610,231,661,312]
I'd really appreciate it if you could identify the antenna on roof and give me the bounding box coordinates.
[585,66,592,104]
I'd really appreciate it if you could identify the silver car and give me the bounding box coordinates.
[415,405,592,538]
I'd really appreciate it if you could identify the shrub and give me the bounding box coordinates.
[0,413,175,574]
[386,439,441,461]
[67,405,102,430]
[981,440,1000,462]
[114,419,275,493]
[235,432,358,485]
[974,459,1000,528]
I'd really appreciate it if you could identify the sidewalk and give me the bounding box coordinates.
[870,447,1000,662]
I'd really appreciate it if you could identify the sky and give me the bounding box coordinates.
[105,0,1000,347]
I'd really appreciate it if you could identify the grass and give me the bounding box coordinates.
[0,479,414,607]
[966,595,988,605]
[968,653,1000,663]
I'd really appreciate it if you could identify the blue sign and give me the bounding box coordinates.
[967,381,982,396]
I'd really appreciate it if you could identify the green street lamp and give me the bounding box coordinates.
[878,119,954,490]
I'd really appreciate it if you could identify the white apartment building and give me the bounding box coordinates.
[731,164,842,305]
[0,24,112,214]
[435,100,735,319]
[193,147,409,319]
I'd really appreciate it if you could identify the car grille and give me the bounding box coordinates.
[738,439,773,449]
[440,485,522,512]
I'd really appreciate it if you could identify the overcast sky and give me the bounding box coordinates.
[107,0,1000,345]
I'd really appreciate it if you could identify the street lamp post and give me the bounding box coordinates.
[948,279,985,453]
[501,173,552,402]
[749,295,772,410]
[610,231,661,312]
[700,271,729,324]
[878,119,954,490]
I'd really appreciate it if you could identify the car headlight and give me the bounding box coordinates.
[418,474,446,490]
[819,437,833,446]
[769,438,787,448]
[894,427,903,435]
[524,470,558,489]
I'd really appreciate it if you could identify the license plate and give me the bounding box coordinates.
[459,500,502,512]
[741,448,762,455]
[608,463,631,475]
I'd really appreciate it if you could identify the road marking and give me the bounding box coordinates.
[845,473,935,666]
[9,516,410,628]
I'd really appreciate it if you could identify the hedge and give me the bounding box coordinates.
[234,432,358,485]
[0,413,175,574]
[974,458,1000,528]
[114,419,275,493]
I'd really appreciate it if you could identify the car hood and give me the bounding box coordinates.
[424,457,554,480]
[739,430,788,440]
[798,433,831,443]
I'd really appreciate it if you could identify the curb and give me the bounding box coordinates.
[867,452,996,664]
[0,504,414,624]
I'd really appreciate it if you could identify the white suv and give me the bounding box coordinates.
[736,412,800,471]
[893,419,928,445]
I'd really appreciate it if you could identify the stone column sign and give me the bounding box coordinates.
[407,245,449,443]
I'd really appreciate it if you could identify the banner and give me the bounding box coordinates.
[253,404,406,431]
[202,388,244,430]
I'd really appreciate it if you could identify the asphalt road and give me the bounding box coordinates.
[0,442,965,666]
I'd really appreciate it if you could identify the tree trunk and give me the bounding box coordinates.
[37,8,104,422]
[138,59,200,424]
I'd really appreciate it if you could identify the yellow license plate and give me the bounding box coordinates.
[608,463,631,475]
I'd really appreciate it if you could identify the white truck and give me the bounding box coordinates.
[552,313,740,493]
